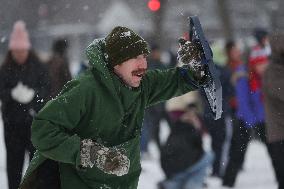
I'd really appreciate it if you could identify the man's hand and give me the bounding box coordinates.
[177,38,202,64]
[80,139,130,176]
[177,38,208,83]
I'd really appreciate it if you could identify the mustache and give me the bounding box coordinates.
[132,68,147,75]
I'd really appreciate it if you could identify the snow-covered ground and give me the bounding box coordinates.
[138,140,277,189]
[0,112,278,189]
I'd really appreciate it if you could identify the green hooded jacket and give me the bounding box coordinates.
[20,39,199,189]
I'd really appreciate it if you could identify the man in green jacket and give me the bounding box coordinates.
[20,26,208,189]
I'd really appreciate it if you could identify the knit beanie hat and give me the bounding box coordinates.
[8,20,31,50]
[105,26,150,67]
[253,27,268,43]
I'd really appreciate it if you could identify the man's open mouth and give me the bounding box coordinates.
[134,73,144,78]
[132,69,146,78]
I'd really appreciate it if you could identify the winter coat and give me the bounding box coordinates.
[47,54,72,99]
[246,44,269,124]
[160,120,204,179]
[0,52,50,125]
[144,58,168,132]
[20,38,199,189]
[263,61,284,143]
[233,64,257,127]
[217,65,234,116]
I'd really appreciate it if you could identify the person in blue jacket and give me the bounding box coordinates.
[222,40,267,187]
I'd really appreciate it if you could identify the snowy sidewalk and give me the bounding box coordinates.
[0,112,278,189]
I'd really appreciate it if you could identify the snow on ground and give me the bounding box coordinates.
[138,140,277,189]
[0,112,278,189]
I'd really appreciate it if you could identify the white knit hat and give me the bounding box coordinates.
[8,20,31,50]
[166,91,200,112]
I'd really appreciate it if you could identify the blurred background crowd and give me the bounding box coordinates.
[0,0,284,189]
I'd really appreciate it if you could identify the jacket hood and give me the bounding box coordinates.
[86,38,114,75]
[85,38,132,107]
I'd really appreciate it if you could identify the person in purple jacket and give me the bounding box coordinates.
[222,40,268,187]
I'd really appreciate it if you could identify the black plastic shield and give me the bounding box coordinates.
[189,16,222,120]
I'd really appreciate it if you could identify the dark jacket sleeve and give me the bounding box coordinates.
[0,66,12,103]
[142,67,199,107]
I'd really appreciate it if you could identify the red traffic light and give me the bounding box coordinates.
[148,0,160,12]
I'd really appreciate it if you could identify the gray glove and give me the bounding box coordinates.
[80,139,130,176]
[177,38,207,82]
